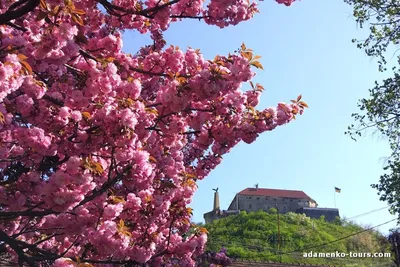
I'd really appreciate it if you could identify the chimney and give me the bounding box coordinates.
[213,190,220,210]
[255,183,259,190]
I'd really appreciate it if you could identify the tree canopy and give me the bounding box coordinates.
[0,0,303,266]
[345,0,400,222]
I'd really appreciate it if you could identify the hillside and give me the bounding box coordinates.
[203,209,394,267]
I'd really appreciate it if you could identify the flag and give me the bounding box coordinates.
[335,187,341,193]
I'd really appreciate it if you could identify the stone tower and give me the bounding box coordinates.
[213,188,220,210]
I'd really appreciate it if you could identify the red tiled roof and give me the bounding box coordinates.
[238,188,313,200]
[230,260,335,267]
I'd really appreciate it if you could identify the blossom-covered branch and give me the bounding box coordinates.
[0,0,300,266]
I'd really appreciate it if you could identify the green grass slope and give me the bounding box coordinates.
[203,209,395,267]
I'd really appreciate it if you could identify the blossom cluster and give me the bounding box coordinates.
[0,0,301,266]
[195,247,232,267]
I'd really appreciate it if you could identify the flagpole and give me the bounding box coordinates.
[334,190,336,208]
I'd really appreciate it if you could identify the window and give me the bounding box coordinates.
[257,197,260,200]
[249,204,252,209]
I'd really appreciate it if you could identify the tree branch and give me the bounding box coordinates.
[0,230,60,266]
[74,165,132,208]
[42,94,65,107]
[97,0,180,18]
[5,21,27,31]
[0,0,39,25]
[0,209,59,220]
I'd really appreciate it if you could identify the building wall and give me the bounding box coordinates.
[228,195,317,213]
[296,208,340,222]
[204,210,220,224]
[204,210,240,224]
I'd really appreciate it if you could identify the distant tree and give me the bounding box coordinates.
[268,208,278,214]
[389,228,400,267]
[345,0,400,221]
[333,216,342,226]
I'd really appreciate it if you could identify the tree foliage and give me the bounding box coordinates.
[388,228,400,266]
[0,0,303,266]
[345,0,400,222]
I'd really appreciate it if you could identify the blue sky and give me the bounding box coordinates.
[122,0,398,234]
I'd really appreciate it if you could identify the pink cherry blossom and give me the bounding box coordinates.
[276,0,296,6]
[0,0,303,265]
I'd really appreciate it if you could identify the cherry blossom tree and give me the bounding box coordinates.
[0,0,304,265]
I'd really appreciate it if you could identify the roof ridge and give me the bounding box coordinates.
[240,188,308,193]
[237,188,313,200]
[244,187,306,191]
